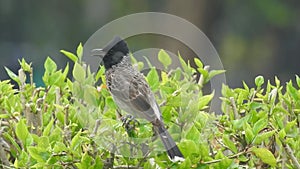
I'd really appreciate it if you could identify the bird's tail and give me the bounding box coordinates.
[153,123,184,162]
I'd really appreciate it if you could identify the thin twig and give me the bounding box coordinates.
[114,166,143,169]
[30,68,33,87]
[0,130,10,167]
[64,105,69,126]
[202,149,247,165]
[229,97,239,119]
[282,141,300,168]
[18,69,26,110]
[269,123,300,169]
[90,119,101,138]
[198,65,210,87]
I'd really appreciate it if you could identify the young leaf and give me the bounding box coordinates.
[296,75,300,88]
[178,139,198,157]
[15,119,33,148]
[185,125,201,143]
[146,68,159,91]
[253,130,275,144]
[178,52,189,74]
[255,75,264,87]
[222,134,237,153]
[251,147,276,167]
[77,42,83,62]
[73,63,86,83]
[43,118,54,136]
[198,91,214,110]
[5,67,21,85]
[194,58,203,69]
[275,76,280,87]
[207,70,226,82]
[18,58,32,72]
[95,66,105,82]
[158,49,172,69]
[244,122,254,144]
[286,81,300,102]
[60,50,78,63]
[252,118,267,135]
[27,147,45,162]
[44,57,57,74]
[179,157,192,169]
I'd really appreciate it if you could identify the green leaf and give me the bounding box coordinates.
[286,81,300,102]
[73,63,86,83]
[178,52,189,74]
[243,122,254,144]
[278,129,286,140]
[28,147,46,162]
[130,53,137,64]
[197,68,209,79]
[285,119,297,133]
[158,49,172,69]
[62,63,69,79]
[48,71,62,85]
[253,130,275,144]
[77,42,83,62]
[14,151,29,168]
[198,92,214,110]
[95,66,105,82]
[275,76,281,87]
[207,70,226,82]
[242,81,249,91]
[296,75,300,88]
[77,153,93,169]
[222,134,237,153]
[251,147,276,167]
[221,84,235,98]
[70,130,82,151]
[255,75,264,87]
[5,67,21,85]
[18,58,32,72]
[214,150,233,169]
[44,57,57,73]
[3,132,22,153]
[60,49,78,63]
[37,136,50,150]
[16,119,33,148]
[84,85,98,106]
[106,96,117,109]
[53,142,68,153]
[194,58,203,69]
[43,119,53,136]
[252,118,267,135]
[146,67,159,91]
[179,157,191,169]
[179,139,198,157]
[185,126,201,143]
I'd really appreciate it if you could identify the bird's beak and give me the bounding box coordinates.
[91,48,106,57]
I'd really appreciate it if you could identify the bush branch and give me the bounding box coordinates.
[229,97,239,119]
[202,149,247,165]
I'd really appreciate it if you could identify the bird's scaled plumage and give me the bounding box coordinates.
[94,36,184,161]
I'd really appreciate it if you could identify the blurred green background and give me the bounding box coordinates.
[0,0,299,87]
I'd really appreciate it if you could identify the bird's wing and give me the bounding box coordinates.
[128,73,161,121]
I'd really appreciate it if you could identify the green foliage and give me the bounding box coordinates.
[0,45,299,169]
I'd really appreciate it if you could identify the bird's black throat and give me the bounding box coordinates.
[103,51,126,69]
[102,36,129,70]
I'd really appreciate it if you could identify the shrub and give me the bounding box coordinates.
[0,44,299,168]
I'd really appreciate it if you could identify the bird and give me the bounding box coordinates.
[92,36,184,161]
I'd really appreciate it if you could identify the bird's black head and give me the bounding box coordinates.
[98,36,129,69]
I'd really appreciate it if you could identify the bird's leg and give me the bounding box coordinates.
[121,114,140,137]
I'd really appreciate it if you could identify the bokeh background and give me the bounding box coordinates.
[0,0,299,87]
